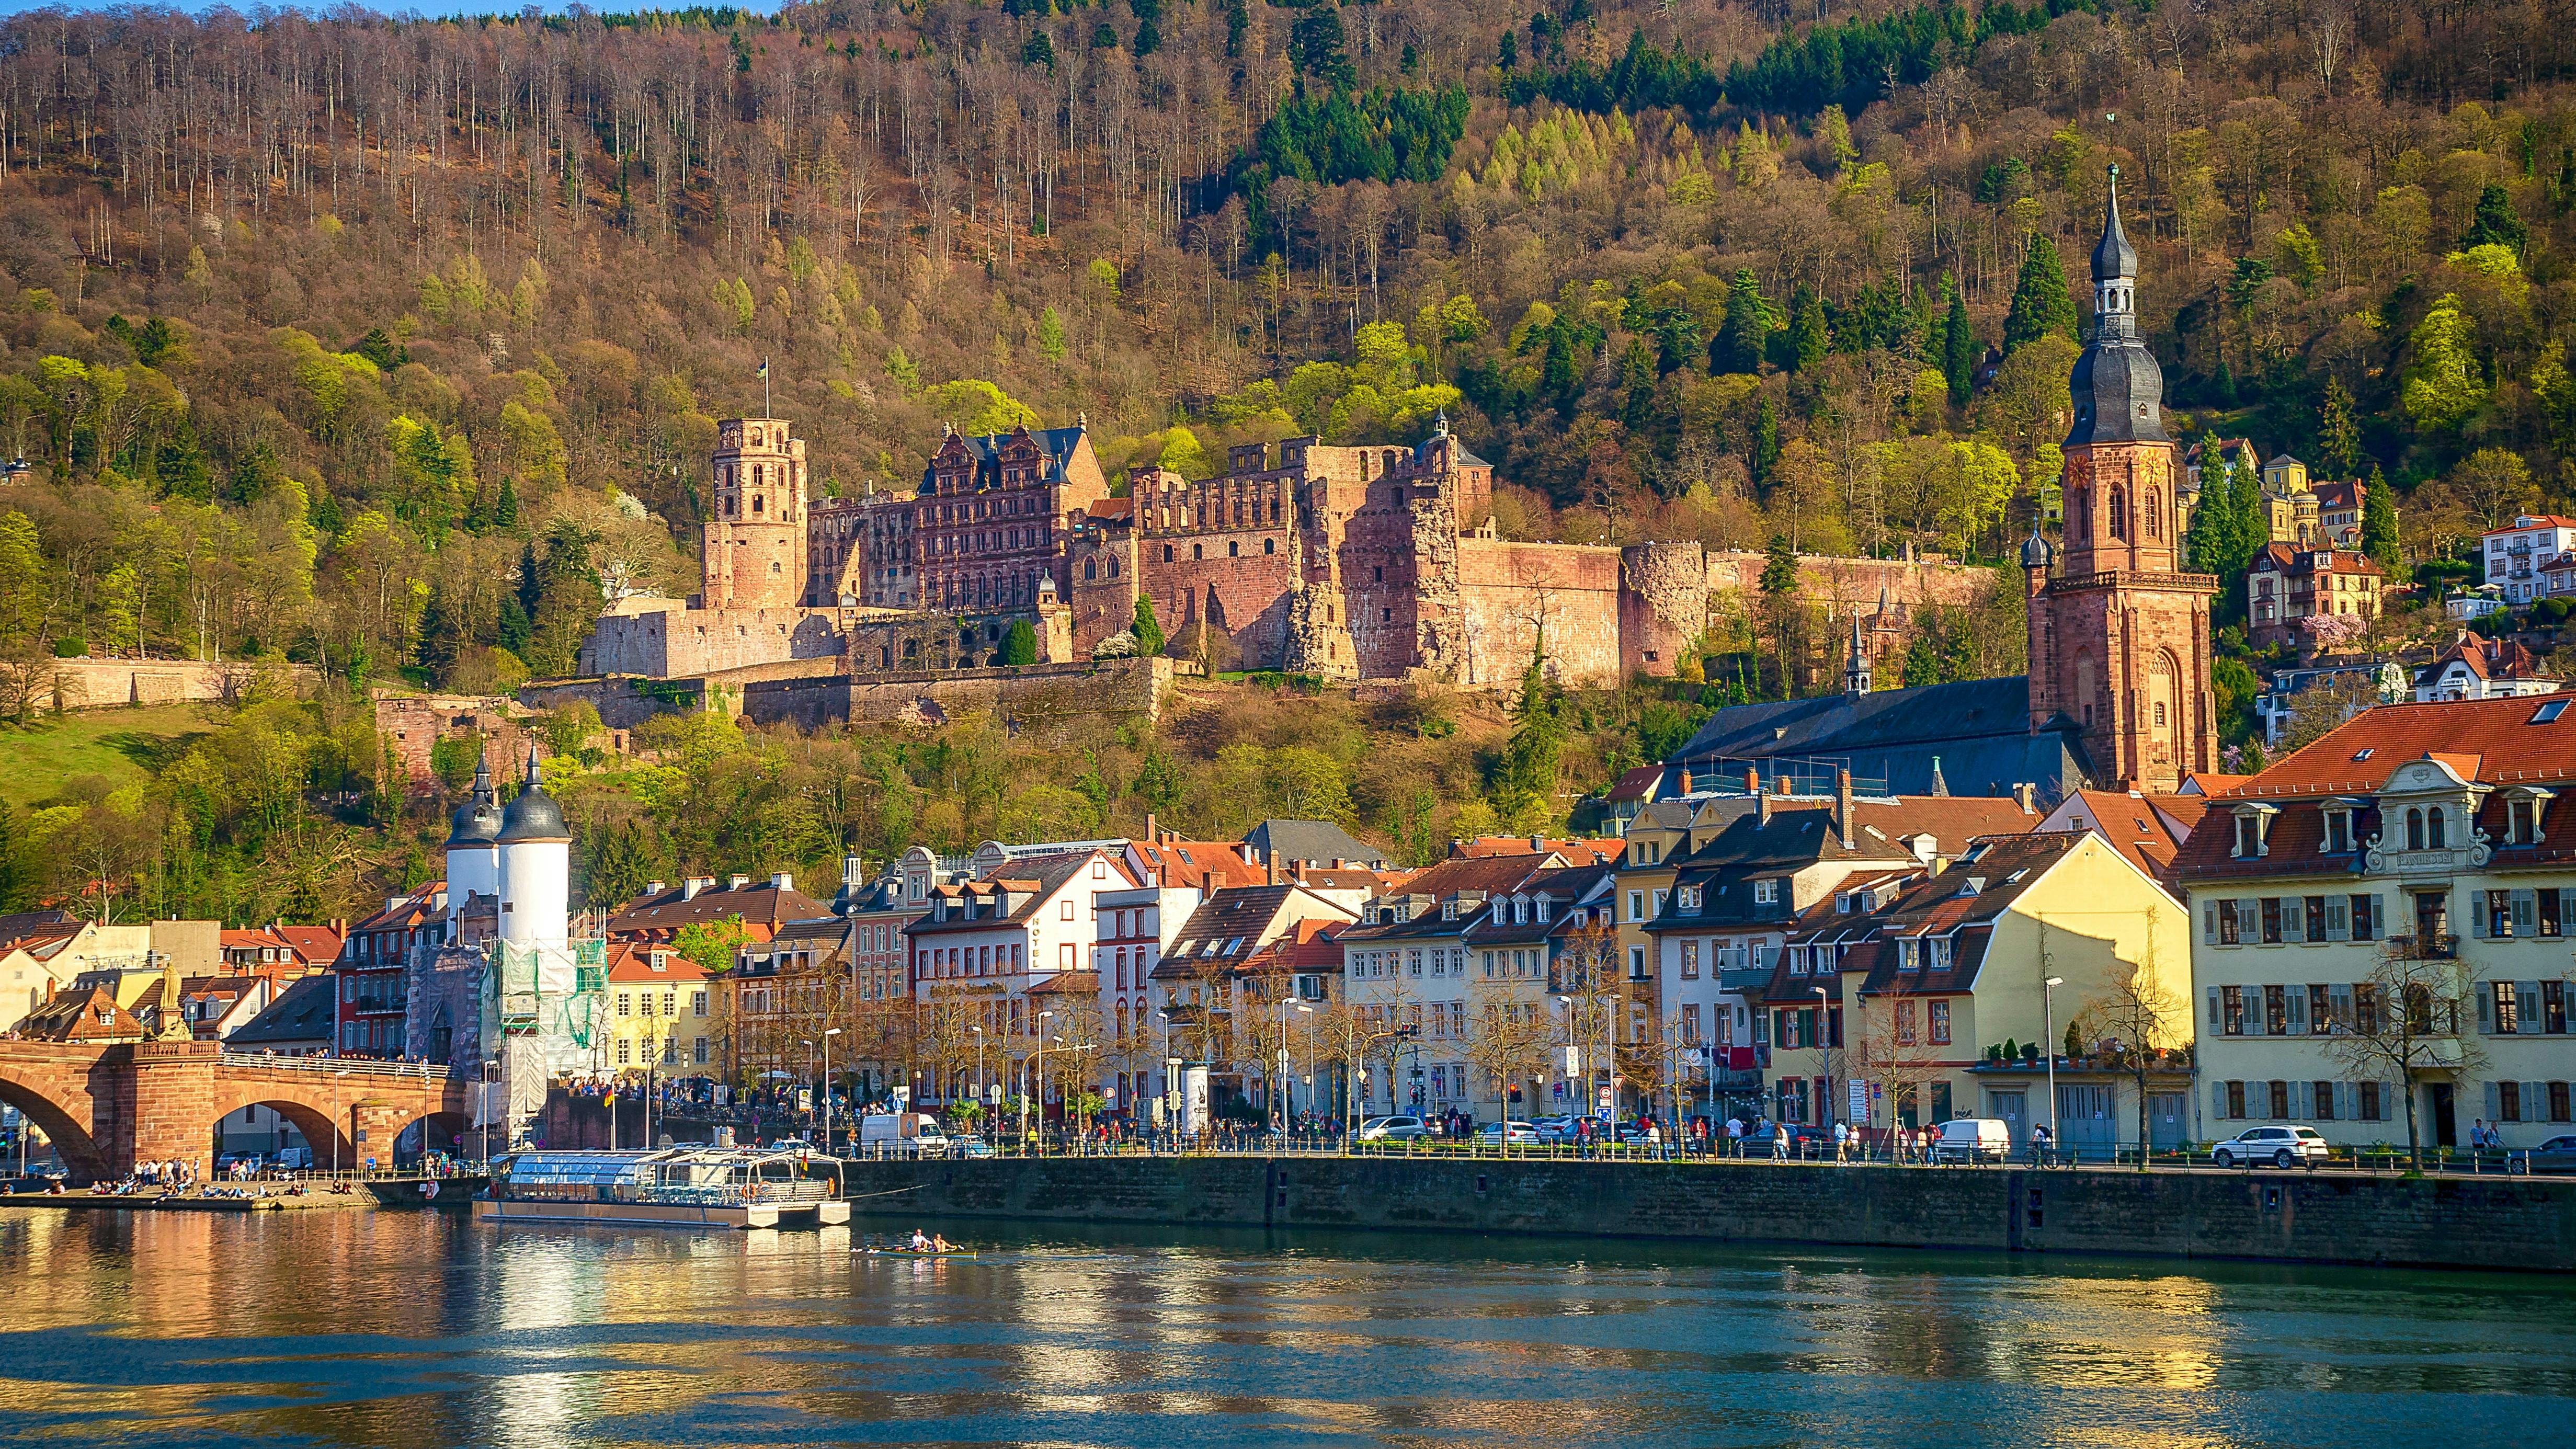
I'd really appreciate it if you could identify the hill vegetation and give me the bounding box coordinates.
[0,0,2571,920]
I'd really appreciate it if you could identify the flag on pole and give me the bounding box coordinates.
[756,359,769,379]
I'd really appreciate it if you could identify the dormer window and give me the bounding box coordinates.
[2504,787,2554,845]
[1442,901,1457,921]
[2322,806,2353,855]
[1534,897,1551,922]
[1898,939,1919,971]
[1931,937,1953,971]
[1753,878,1781,906]
[2230,803,2278,859]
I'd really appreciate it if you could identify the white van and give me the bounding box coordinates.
[856,1112,952,1157]
[1929,1118,2012,1164]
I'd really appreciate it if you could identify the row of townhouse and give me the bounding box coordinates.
[2178,693,2576,1150]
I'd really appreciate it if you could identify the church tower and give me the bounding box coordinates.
[2026,167,2217,791]
[701,416,808,610]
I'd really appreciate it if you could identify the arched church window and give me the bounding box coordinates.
[1083,558,1098,581]
[2146,489,2161,538]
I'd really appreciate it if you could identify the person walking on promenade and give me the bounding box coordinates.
[1833,1121,1850,1162]
[1726,1116,1743,1158]
[1772,1122,1789,1161]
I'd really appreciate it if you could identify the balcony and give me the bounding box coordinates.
[2388,933,2460,960]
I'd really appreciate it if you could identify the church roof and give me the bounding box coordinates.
[1663,676,2095,801]
[2091,169,2138,281]
[2066,167,2167,449]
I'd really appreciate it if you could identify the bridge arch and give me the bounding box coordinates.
[204,1087,355,1170]
[0,1069,108,1184]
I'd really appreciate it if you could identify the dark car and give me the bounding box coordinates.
[1736,1123,1829,1158]
[2511,1134,2576,1174]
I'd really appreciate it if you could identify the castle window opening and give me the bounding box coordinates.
[1263,538,1275,555]
[1084,559,1098,581]
[1193,543,1204,560]
[1228,541,1240,557]
[1164,545,1175,562]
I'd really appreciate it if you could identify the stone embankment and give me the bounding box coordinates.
[835,1155,2576,1272]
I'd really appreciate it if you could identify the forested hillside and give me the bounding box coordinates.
[0,0,2569,921]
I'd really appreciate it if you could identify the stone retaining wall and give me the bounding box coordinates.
[830,1155,2576,1271]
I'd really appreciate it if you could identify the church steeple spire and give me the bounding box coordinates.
[2090,164,2138,340]
[1843,611,1872,697]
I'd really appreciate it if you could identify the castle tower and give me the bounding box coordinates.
[495,748,571,947]
[442,745,501,929]
[701,416,808,610]
[2026,166,2217,791]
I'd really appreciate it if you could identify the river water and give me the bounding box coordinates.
[0,1207,2567,1448]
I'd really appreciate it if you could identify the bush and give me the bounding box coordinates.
[51,636,86,658]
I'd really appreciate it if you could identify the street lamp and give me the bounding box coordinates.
[332,1069,350,1176]
[2043,975,2065,1155]
[1814,984,1833,1151]
[822,1026,843,1153]
[970,1023,986,1126]
[1154,1009,1172,1139]
[1274,998,1313,1137]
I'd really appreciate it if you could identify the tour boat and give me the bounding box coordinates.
[475,1147,850,1229]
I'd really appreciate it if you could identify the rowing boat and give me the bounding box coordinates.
[861,1246,976,1259]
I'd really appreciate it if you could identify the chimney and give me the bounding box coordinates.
[1836,768,1855,851]
[1145,812,1159,843]
[1742,767,1759,796]
[2013,782,2036,813]
[841,854,864,888]
[1757,785,1773,826]
[728,874,751,891]
[1906,834,1938,866]
[1774,773,1794,798]
[1679,768,1693,795]
[681,877,710,901]
[1329,858,1345,870]
[646,880,666,896]
[1529,835,1546,851]
[1268,852,1282,886]
[771,871,793,891]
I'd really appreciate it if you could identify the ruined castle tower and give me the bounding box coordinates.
[700,416,809,610]
[2025,167,2217,791]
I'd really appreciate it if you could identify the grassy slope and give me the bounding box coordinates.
[0,704,219,812]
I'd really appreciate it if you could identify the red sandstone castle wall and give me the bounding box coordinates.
[1456,540,1625,687]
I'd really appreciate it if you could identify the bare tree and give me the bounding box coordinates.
[2079,939,2189,1169]
[1464,975,1552,1133]
[2325,945,2488,1169]
[1854,978,1946,1142]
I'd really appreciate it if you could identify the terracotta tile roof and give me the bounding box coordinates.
[603,943,709,983]
[606,876,834,938]
[16,983,146,1043]
[1605,765,1665,803]
[2207,696,2576,797]
[1027,969,1101,996]
[1129,838,1267,892]
[2182,772,2250,796]
[2484,514,2576,534]
[1450,835,1623,864]
[1241,918,1349,975]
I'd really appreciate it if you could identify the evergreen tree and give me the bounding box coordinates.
[1002,619,1038,666]
[2361,464,2403,576]
[2186,449,2242,578]
[1750,395,1781,485]
[2231,454,2270,563]
[1714,269,1772,374]
[0,801,28,911]
[1760,533,1799,596]
[1941,275,1975,401]
[1618,338,1656,429]
[1787,284,1828,373]
[2002,235,2078,354]
[2460,182,2529,254]
[494,475,521,530]
[1131,596,1166,655]
[1759,533,1800,699]
[2317,377,2362,475]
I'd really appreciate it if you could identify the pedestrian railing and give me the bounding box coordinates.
[218,1052,450,1081]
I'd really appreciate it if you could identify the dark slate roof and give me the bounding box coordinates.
[225,973,338,1048]
[1665,676,2094,801]
[1244,818,1387,869]
[920,425,1090,493]
[2091,171,2137,282]
[907,852,1096,935]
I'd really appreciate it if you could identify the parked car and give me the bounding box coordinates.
[2210,1125,2329,1169]
[272,1147,312,1171]
[1529,1115,1579,1144]
[948,1133,997,1160]
[1357,1115,1428,1142]
[1930,1119,2014,1165]
[1736,1122,1829,1157]
[1474,1120,1543,1145]
[2509,1135,2576,1174]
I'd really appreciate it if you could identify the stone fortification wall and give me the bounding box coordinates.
[1066,528,1138,656]
[522,655,841,731]
[824,655,1172,729]
[1703,551,1992,619]
[577,602,844,677]
[834,1155,2576,1273]
[40,657,309,711]
[1620,542,1712,677]
[1454,539,1625,687]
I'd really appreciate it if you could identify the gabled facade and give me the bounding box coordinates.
[2175,695,2576,1150]
[2482,514,2576,606]
[2245,543,2385,645]
[2412,634,2562,703]
[906,848,1136,1104]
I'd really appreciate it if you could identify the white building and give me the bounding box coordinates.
[2482,514,2576,605]
[907,847,1136,1105]
[2177,695,2576,1151]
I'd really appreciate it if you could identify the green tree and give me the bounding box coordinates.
[1750,395,1780,485]
[2360,465,2402,575]
[1941,275,1975,402]
[2002,235,2078,353]
[1787,283,1828,374]
[2460,182,2529,254]
[1001,619,1038,666]
[1131,596,1166,656]
[1714,269,1772,374]
[2399,293,2485,432]
[1760,533,1799,699]
[2317,376,2362,475]
[671,915,751,975]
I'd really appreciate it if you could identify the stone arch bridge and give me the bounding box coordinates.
[0,1040,469,1183]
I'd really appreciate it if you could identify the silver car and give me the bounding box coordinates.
[1357,1115,1427,1142]
[2212,1124,2329,1169]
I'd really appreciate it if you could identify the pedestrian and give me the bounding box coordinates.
[1726,1116,1743,1158]
[1772,1122,1789,1160]
[1834,1121,1850,1162]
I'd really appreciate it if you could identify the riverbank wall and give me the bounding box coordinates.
[836,1156,2576,1272]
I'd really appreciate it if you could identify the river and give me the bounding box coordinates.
[0,1207,2566,1447]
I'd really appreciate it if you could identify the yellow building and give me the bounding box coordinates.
[604,944,713,1075]
[1829,831,2194,1152]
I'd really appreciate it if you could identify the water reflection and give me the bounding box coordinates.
[0,1208,2568,1447]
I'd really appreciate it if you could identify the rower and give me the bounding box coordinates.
[909,1229,929,1251]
